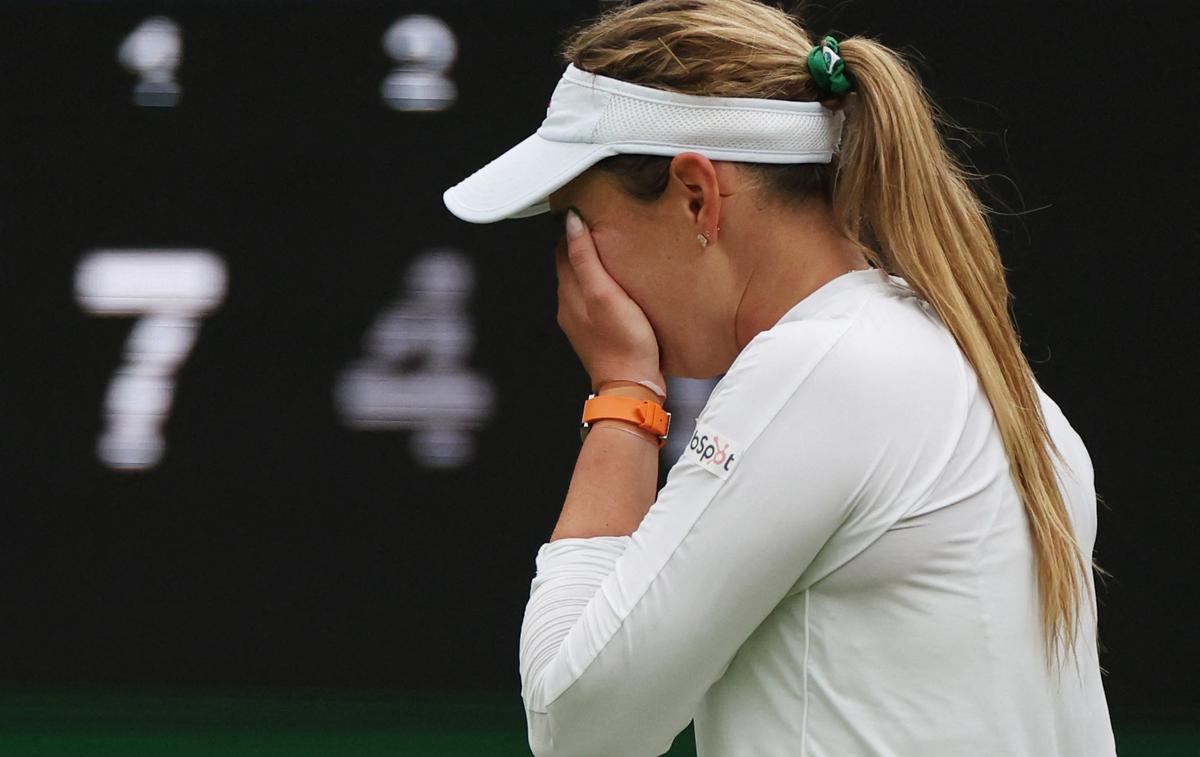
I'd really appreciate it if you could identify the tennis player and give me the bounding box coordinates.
[443,1,1115,755]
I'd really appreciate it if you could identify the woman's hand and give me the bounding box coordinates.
[555,209,665,394]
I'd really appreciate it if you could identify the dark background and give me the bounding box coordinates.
[0,0,1195,726]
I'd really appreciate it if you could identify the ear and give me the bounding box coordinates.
[667,152,725,246]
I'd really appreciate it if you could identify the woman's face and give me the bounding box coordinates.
[548,165,738,378]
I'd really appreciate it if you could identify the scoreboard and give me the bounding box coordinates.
[0,1,718,689]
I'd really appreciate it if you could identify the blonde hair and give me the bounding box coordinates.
[561,0,1101,663]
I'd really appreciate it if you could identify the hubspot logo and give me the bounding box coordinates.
[686,422,740,480]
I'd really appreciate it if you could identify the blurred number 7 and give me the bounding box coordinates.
[75,249,227,471]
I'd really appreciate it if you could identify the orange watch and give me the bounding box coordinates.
[580,394,671,448]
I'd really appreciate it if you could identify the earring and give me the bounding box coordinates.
[696,225,720,248]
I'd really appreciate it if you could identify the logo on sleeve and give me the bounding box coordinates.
[684,421,741,480]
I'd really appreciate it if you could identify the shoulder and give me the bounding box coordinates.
[695,292,969,460]
[697,316,855,441]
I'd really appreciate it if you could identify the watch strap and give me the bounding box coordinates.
[580,394,671,448]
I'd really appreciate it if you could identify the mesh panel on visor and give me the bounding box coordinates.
[444,64,846,223]
[594,96,839,156]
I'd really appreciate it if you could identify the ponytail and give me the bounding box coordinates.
[830,36,1093,663]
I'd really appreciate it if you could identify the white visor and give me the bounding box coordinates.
[443,63,844,223]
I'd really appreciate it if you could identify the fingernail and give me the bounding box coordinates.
[565,207,584,238]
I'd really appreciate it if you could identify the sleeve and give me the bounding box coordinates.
[517,317,948,757]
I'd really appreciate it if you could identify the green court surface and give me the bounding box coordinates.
[0,683,1193,756]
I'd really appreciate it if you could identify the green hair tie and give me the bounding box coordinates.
[806,35,854,97]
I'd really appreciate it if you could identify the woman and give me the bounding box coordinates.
[443,1,1114,755]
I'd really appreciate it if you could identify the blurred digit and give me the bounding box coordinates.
[75,250,227,470]
[334,249,494,468]
[117,16,182,108]
[381,14,458,111]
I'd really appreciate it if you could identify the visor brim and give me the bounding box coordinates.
[443,132,615,224]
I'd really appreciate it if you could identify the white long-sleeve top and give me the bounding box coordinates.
[519,267,1115,757]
